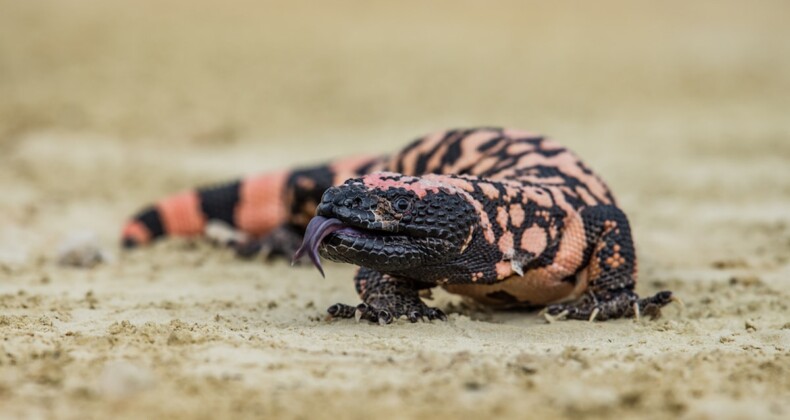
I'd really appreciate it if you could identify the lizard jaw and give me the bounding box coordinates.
[294,215,428,276]
[293,215,397,277]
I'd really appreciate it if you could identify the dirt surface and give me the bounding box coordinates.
[1,1,789,419]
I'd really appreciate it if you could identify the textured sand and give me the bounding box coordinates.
[1,1,789,419]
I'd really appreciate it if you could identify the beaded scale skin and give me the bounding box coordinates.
[123,128,674,324]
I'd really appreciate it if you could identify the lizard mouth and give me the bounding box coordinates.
[293,216,347,276]
[293,215,402,277]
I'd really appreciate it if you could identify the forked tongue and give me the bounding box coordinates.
[292,216,346,277]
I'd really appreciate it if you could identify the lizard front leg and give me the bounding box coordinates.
[327,267,447,325]
[545,205,674,321]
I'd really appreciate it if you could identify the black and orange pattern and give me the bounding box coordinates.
[123,128,674,324]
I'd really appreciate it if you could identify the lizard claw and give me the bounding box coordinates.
[543,309,569,323]
[588,307,601,322]
[377,310,393,325]
[670,295,685,310]
[355,303,367,322]
[427,308,447,321]
[408,311,421,323]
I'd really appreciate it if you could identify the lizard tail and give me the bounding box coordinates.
[121,171,290,248]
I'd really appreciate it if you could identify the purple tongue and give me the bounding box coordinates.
[292,216,346,277]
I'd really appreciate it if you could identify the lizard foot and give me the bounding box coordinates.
[545,289,675,322]
[327,301,447,325]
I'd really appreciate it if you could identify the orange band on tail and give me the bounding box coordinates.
[122,221,152,246]
[157,191,206,236]
[235,171,289,236]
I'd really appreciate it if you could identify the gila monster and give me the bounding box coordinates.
[122,127,674,324]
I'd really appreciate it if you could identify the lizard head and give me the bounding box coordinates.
[293,172,478,276]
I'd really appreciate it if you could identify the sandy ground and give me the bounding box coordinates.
[1,1,789,418]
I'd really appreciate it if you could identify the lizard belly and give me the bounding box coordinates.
[443,268,590,307]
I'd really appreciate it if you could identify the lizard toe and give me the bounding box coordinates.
[326,303,356,318]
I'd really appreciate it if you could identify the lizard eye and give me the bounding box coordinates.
[393,197,411,212]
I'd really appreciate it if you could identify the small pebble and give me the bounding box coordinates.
[98,361,155,399]
[204,221,248,246]
[57,232,111,268]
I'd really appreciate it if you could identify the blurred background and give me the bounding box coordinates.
[1,1,789,418]
[2,0,787,141]
[2,0,788,266]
